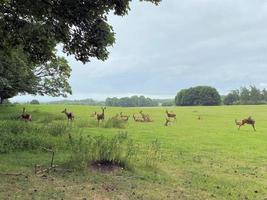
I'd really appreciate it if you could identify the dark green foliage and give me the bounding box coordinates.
[106,96,158,107]
[224,86,267,105]
[30,99,40,104]
[175,86,221,106]
[0,0,160,101]
[223,90,240,105]
[0,48,72,102]
[0,0,161,63]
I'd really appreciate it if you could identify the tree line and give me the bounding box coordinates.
[223,86,267,105]
[105,96,158,107]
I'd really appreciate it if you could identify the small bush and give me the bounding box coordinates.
[68,132,136,170]
[103,118,127,129]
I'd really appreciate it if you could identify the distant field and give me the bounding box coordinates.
[0,104,267,200]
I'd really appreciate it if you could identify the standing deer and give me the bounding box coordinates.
[120,112,130,122]
[61,108,74,121]
[20,107,32,122]
[166,110,176,120]
[96,107,106,126]
[235,116,256,131]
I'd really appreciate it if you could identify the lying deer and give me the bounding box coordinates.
[96,107,106,126]
[235,116,256,131]
[120,112,130,122]
[62,108,74,121]
[112,113,120,120]
[19,107,32,122]
[139,111,152,122]
[133,114,145,122]
[166,110,176,120]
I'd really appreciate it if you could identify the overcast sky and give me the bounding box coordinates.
[12,0,267,102]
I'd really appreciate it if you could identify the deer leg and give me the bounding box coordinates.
[252,124,256,131]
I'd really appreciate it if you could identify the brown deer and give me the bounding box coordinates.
[133,114,145,122]
[96,107,106,126]
[164,117,172,126]
[120,112,130,122]
[20,107,32,122]
[166,110,176,120]
[61,108,74,121]
[235,116,256,131]
[139,111,152,122]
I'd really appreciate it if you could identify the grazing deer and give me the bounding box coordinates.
[61,108,74,121]
[235,116,256,131]
[164,117,172,126]
[120,112,130,122]
[139,111,152,122]
[20,107,32,122]
[96,107,106,126]
[166,110,176,120]
[133,114,144,122]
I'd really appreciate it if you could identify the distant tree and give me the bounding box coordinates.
[175,86,221,106]
[105,96,158,107]
[249,85,262,103]
[239,87,250,104]
[223,90,240,105]
[30,99,40,105]
[161,101,175,107]
[262,89,267,101]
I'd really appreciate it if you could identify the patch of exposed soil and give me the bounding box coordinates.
[90,160,125,172]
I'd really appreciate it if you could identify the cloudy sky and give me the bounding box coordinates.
[12,0,267,102]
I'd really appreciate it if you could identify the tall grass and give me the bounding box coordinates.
[67,132,137,169]
[0,120,71,152]
[103,118,127,129]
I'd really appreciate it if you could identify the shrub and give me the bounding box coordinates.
[67,132,136,170]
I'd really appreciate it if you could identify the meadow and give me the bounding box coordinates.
[0,104,267,200]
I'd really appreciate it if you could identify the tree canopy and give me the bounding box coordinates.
[0,0,161,102]
[175,86,221,106]
[0,0,161,64]
[223,86,267,105]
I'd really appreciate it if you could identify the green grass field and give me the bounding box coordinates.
[0,104,267,200]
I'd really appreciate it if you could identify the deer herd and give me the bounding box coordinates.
[18,107,256,131]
